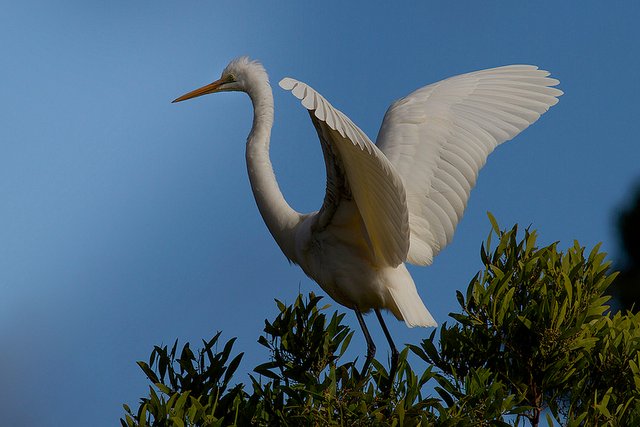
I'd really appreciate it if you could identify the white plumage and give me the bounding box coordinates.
[173,57,562,379]
[375,65,562,266]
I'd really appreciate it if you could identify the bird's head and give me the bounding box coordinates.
[172,56,269,103]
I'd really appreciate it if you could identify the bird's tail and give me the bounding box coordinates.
[389,286,437,327]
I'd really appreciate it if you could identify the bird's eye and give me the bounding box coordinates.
[226,74,236,83]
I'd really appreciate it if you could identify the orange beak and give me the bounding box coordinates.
[172,78,226,103]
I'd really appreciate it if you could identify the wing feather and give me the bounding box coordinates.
[279,78,410,266]
[376,65,562,265]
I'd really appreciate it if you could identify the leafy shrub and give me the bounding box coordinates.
[122,217,640,426]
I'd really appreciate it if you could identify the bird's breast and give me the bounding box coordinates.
[293,214,398,311]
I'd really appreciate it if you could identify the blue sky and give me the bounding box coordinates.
[1,1,639,425]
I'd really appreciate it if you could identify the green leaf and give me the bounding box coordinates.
[562,272,573,301]
[223,353,244,388]
[517,315,532,329]
[156,383,172,395]
[174,391,190,411]
[498,287,515,324]
[487,211,500,234]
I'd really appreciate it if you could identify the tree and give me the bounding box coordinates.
[415,217,640,425]
[610,184,640,312]
[122,217,640,426]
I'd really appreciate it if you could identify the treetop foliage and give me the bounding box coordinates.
[122,217,640,426]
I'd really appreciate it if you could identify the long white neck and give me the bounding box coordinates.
[245,81,300,261]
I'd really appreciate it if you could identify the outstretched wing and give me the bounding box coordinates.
[376,65,562,266]
[280,77,409,267]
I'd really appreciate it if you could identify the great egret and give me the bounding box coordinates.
[173,57,562,381]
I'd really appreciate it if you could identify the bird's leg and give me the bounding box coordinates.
[354,308,375,379]
[375,309,399,392]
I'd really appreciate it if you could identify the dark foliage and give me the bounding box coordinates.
[611,184,640,311]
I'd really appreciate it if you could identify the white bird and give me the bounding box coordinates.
[173,56,562,381]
